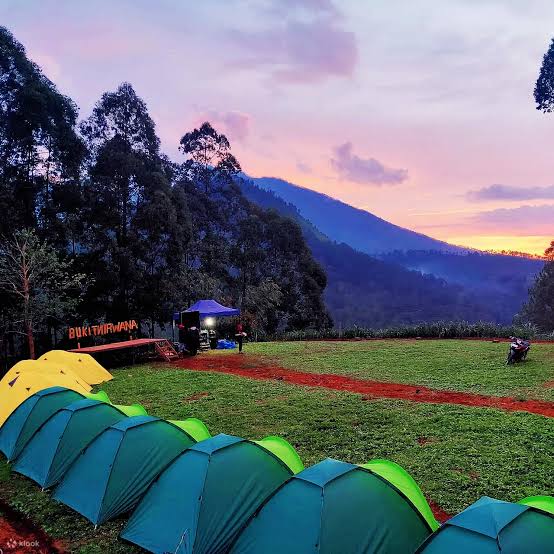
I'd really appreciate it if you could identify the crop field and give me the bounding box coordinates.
[0,339,552,552]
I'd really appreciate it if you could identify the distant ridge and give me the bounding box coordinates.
[240,180,513,326]
[249,176,462,254]
[241,176,543,326]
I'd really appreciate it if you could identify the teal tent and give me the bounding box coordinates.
[13,399,129,489]
[0,386,85,461]
[230,458,434,554]
[416,496,554,553]
[53,416,202,525]
[121,433,300,554]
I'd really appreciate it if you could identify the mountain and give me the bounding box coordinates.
[239,178,543,327]
[249,176,461,254]
[244,176,543,324]
[241,180,510,327]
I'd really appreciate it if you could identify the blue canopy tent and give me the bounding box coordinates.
[173,300,240,350]
[185,300,240,318]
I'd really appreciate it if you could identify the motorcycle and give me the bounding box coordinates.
[506,337,531,365]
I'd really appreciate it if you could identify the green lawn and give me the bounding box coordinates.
[97,366,554,514]
[247,339,554,401]
[0,340,552,553]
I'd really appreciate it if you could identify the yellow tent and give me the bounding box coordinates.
[38,350,113,385]
[0,360,93,426]
[4,360,92,391]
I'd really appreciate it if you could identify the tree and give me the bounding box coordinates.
[232,213,266,309]
[80,82,160,159]
[174,123,244,297]
[79,83,183,324]
[179,122,241,194]
[535,39,554,112]
[0,229,85,358]
[0,26,85,239]
[0,27,332,359]
[520,262,554,332]
[519,241,554,332]
[545,240,554,260]
[242,279,283,336]
[531,45,554,330]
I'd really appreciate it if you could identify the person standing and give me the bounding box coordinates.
[235,321,245,353]
[186,326,199,356]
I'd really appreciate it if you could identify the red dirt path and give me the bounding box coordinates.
[0,501,64,553]
[426,500,451,523]
[174,354,554,418]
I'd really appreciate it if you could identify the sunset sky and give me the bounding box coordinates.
[2,0,554,254]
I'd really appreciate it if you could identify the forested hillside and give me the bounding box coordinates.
[244,177,543,324]
[241,181,507,326]
[381,250,543,323]
[0,27,330,360]
[250,177,460,254]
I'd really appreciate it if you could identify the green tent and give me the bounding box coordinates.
[12,398,132,488]
[416,496,554,553]
[230,457,435,554]
[0,387,85,461]
[121,433,301,554]
[519,495,554,516]
[53,416,207,525]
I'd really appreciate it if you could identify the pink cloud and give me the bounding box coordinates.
[228,18,357,84]
[30,22,151,62]
[331,142,408,186]
[471,204,554,234]
[467,184,554,202]
[194,110,251,142]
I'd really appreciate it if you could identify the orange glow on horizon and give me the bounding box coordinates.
[443,235,551,256]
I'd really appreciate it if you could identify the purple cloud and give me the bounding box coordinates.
[331,142,408,186]
[467,184,554,202]
[228,17,357,84]
[195,110,251,142]
[296,161,312,173]
[472,204,554,233]
[273,0,339,16]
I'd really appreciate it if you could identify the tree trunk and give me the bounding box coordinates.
[240,264,247,309]
[26,320,35,359]
[22,250,35,358]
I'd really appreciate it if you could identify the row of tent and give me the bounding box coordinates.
[0,354,553,553]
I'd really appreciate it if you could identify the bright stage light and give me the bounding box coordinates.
[204,317,215,327]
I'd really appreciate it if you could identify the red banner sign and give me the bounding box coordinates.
[68,320,138,340]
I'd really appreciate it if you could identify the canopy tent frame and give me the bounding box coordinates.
[182,299,240,319]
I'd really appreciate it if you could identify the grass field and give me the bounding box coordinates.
[247,339,554,401]
[0,339,552,553]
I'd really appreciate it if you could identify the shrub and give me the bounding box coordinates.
[259,321,550,342]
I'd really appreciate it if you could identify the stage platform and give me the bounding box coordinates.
[70,338,179,363]
[70,338,161,353]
